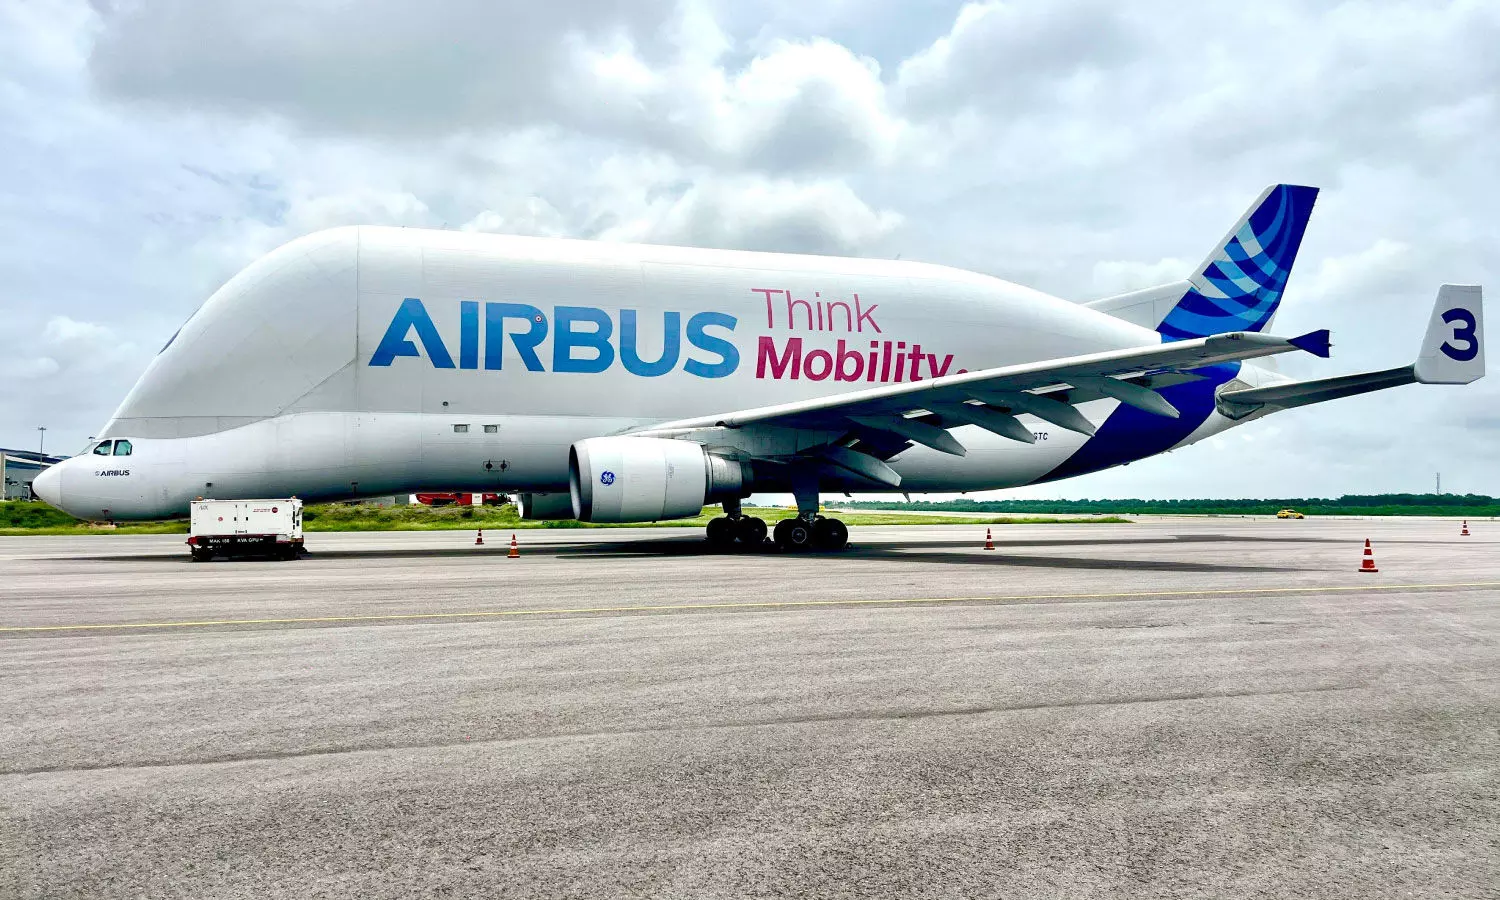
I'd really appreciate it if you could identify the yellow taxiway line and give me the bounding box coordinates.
[3,581,1499,634]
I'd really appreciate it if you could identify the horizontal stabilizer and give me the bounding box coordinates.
[1217,283,1484,417]
[1217,367,1415,418]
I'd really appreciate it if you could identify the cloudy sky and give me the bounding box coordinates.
[2,0,1496,499]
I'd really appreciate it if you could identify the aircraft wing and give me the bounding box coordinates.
[634,328,1331,485]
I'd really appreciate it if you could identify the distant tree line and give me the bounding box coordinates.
[840,494,1500,517]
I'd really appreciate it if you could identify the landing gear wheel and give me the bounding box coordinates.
[706,517,736,549]
[813,517,848,550]
[735,516,768,545]
[774,518,814,551]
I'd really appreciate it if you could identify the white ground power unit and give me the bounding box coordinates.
[187,498,304,561]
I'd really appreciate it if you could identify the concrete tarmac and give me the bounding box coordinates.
[1,518,1497,898]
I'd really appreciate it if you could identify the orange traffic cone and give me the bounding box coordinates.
[1461,520,1471,536]
[1357,538,1378,573]
[984,528,994,551]
[475,529,484,546]
[508,534,520,559]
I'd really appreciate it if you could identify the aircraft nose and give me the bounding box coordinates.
[32,462,62,507]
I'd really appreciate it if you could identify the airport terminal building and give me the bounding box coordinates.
[1,449,65,501]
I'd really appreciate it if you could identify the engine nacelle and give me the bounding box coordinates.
[513,492,576,521]
[569,437,749,523]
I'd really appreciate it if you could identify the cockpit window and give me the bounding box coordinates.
[113,440,133,456]
[93,441,113,456]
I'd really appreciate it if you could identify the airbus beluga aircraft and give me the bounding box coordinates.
[33,184,1485,550]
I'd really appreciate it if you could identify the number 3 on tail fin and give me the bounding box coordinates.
[1440,307,1479,361]
[1416,285,1485,383]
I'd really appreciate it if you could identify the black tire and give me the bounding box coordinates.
[775,518,813,551]
[736,516,768,545]
[190,549,211,562]
[706,517,736,548]
[772,518,792,545]
[814,517,848,550]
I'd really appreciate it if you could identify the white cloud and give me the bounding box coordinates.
[894,0,1132,116]
[0,315,146,445]
[1298,239,1415,307]
[41,316,114,345]
[601,176,902,254]
[460,198,569,238]
[86,0,682,134]
[284,189,433,233]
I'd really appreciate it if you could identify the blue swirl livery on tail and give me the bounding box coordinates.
[1157,184,1319,341]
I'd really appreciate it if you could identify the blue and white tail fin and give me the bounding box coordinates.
[1087,184,1319,341]
[1157,184,1319,340]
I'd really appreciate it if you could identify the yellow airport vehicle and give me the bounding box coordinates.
[1276,509,1305,519]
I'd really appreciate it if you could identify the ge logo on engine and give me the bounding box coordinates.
[599,471,616,486]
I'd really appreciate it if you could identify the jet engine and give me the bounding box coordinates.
[569,437,749,523]
[513,492,576,520]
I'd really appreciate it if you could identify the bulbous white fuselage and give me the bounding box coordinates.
[35,226,1258,520]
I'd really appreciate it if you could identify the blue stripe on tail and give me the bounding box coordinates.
[1157,184,1319,341]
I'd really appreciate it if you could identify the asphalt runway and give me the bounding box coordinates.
[1,518,1497,899]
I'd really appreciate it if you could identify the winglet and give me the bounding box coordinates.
[1415,285,1484,384]
[1288,329,1332,358]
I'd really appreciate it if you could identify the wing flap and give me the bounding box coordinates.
[967,390,1097,436]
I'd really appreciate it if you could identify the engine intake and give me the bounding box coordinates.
[569,437,749,523]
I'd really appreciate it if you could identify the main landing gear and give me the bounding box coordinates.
[704,513,847,551]
[705,497,768,550]
[772,515,848,552]
[705,513,768,549]
[704,487,848,552]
